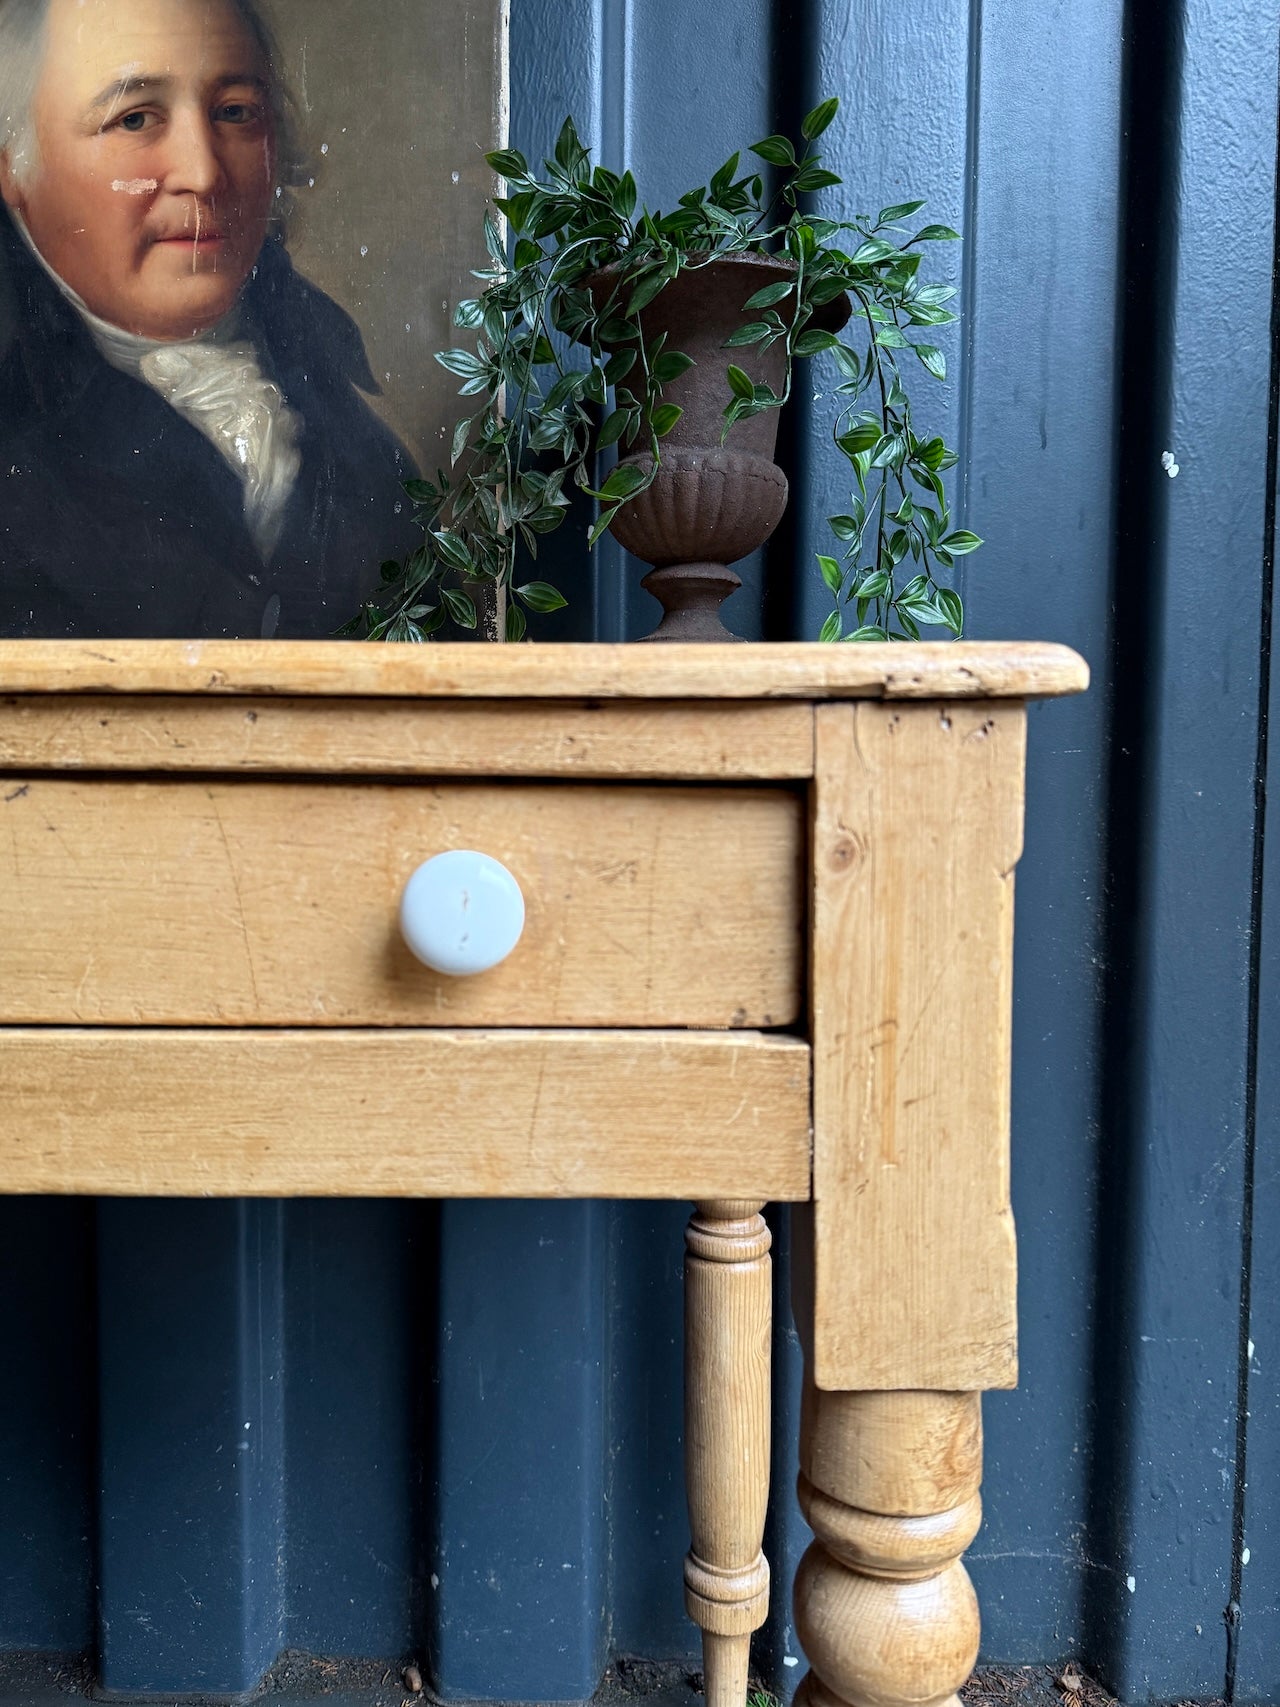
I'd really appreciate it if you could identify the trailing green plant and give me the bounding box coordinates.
[343,96,979,643]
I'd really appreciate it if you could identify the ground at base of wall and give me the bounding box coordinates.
[0,1653,1229,1707]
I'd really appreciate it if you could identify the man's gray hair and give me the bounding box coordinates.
[0,0,308,189]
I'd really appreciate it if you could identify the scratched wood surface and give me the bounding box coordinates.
[0,777,803,1026]
[0,640,1089,701]
[807,699,1025,1390]
[0,696,816,777]
[0,1029,812,1200]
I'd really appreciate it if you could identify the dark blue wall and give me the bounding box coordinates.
[1,0,1277,1700]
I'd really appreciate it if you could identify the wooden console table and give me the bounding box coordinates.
[0,639,1087,1707]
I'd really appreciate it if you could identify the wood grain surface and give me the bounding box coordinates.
[794,1390,984,1707]
[0,640,1089,701]
[683,1201,773,1704]
[0,1029,812,1200]
[808,700,1025,1390]
[0,777,803,1026]
[0,696,816,778]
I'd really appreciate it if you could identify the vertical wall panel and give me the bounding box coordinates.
[0,1201,95,1653]
[282,1202,431,1659]
[1233,62,1280,1695]
[961,0,1122,1666]
[95,1202,286,1695]
[430,1202,610,1700]
[1080,0,1278,1696]
[1241,596,1279,1701]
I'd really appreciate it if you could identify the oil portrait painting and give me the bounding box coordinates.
[0,0,506,637]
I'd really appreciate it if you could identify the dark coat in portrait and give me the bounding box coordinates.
[0,211,418,638]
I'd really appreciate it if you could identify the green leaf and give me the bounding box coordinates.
[627,267,671,316]
[914,284,958,306]
[832,345,862,382]
[486,148,528,179]
[505,603,527,642]
[513,238,541,270]
[435,347,486,379]
[598,462,650,501]
[749,134,797,167]
[941,529,983,554]
[878,199,926,223]
[874,326,910,348]
[912,224,961,242]
[514,580,568,613]
[744,280,794,309]
[613,170,638,218]
[844,625,889,642]
[936,587,964,635]
[450,415,473,466]
[432,530,474,573]
[806,274,851,306]
[604,349,638,386]
[402,478,438,503]
[650,403,683,438]
[726,364,756,400]
[817,554,843,594]
[453,298,484,329]
[723,321,772,347]
[871,433,908,469]
[854,570,890,599]
[792,166,843,194]
[915,344,947,380]
[442,588,478,629]
[553,114,582,171]
[419,606,447,636]
[818,610,843,642]
[587,504,618,546]
[827,514,860,541]
[597,408,630,449]
[483,212,504,264]
[801,97,839,140]
[794,328,839,357]
[851,237,898,265]
[651,350,695,384]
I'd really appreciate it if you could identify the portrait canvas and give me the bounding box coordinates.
[0,0,507,638]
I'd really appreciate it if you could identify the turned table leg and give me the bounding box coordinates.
[683,1199,772,1707]
[793,1386,983,1707]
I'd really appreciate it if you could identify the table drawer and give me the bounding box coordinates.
[0,777,802,1026]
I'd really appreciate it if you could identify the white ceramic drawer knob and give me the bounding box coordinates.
[399,850,525,976]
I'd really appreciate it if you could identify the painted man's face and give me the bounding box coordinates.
[0,0,277,340]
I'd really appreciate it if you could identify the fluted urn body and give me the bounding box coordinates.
[589,255,845,641]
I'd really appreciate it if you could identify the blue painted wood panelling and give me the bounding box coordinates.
[1078,0,1277,1694]
[281,1202,433,1659]
[0,1201,95,1653]
[1233,38,1280,1692]
[95,1202,286,1694]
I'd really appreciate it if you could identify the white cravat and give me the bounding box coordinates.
[17,216,302,560]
